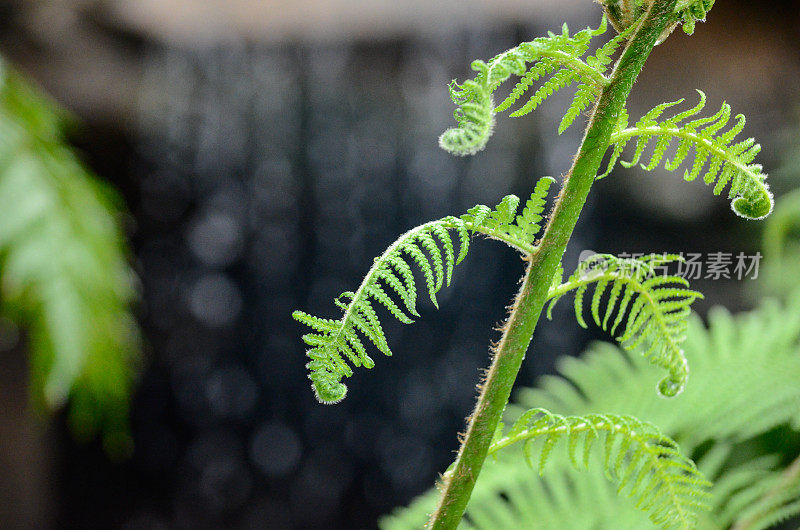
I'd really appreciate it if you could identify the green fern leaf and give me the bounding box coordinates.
[0,60,138,455]
[488,408,711,528]
[295,178,557,403]
[494,60,556,113]
[546,253,702,397]
[293,218,470,403]
[509,69,577,118]
[439,17,615,155]
[559,82,599,134]
[462,176,556,250]
[385,292,800,530]
[514,295,800,528]
[600,91,773,220]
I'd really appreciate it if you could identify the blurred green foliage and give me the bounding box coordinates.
[0,58,138,456]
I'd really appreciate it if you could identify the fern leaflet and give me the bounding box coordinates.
[461,176,555,250]
[488,408,711,529]
[294,178,556,403]
[600,91,773,220]
[439,16,636,156]
[546,253,702,397]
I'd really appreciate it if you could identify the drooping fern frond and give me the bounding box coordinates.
[293,218,471,404]
[511,298,800,528]
[0,59,138,454]
[521,298,800,450]
[487,408,711,529]
[546,253,702,397]
[438,16,637,156]
[600,91,773,220]
[294,178,556,404]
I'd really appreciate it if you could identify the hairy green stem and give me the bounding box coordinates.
[427,2,679,527]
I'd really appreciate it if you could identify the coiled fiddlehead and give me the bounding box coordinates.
[488,408,711,528]
[546,254,702,397]
[293,178,555,403]
[438,16,636,156]
[600,91,773,220]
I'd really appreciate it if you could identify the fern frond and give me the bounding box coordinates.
[294,217,469,403]
[439,16,620,155]
[294,178,557,404]
[546,253,702,397]
[601,91,773,220]
[0,60,138,453]
[488,408,711,528]
[461,176,556,250]
[521,296,800,449]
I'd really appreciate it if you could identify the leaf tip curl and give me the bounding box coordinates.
[312,380,348,405]
[732,186,774,220]
[438,118,495,157]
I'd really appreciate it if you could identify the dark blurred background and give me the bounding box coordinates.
[0,0,799,528]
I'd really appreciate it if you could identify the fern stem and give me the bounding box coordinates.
[428,2,679,527]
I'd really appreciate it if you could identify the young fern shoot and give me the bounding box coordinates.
[293,177,556,404]
[293,0,773,527]
[546,254,702,397]
[601,91,772,220]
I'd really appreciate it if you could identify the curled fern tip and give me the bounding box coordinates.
[658,371,686,398]
[439,17,639,155]
[732,186,774,220]
[312,380,347,405]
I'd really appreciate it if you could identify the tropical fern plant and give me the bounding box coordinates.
[384,293,800,529]
[293,0,776,527]
[0,58,138,455]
